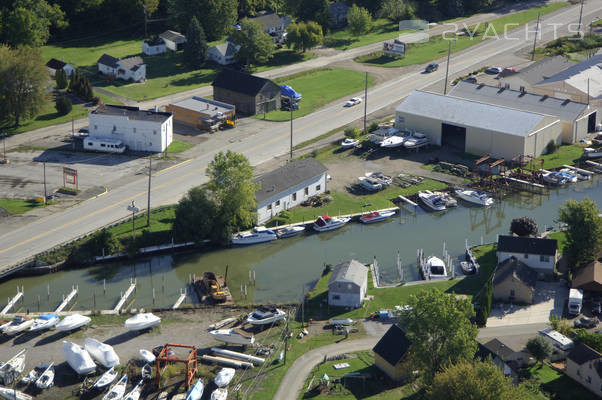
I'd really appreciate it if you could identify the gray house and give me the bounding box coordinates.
[328,260,368,308]
[329,2,349,27]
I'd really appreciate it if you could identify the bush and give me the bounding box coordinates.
[67,229,117,265]
[546,140,557,154]
[55,69,68,90]
[368,122,379,132]
[344,127,360,139]
[322,263,332,276]
[55,96,72,115]
[91,96,100,105]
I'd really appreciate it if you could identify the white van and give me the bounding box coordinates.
[84,137,126,154]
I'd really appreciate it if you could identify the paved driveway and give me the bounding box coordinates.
[487,282,568,327]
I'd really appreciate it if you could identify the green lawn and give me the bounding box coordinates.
[355,3,568,67]
[254,49,317,72]
[531,144,585,169]
[528,364,598,400]
[95,90,124,106]
[257,68,375,122]
[0,198,48,214]
[165,140,193,153]
[2,101,89,136]
[324,18,414,50]
[547,231,568,254]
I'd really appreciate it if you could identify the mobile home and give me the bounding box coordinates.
[84,137,126,153]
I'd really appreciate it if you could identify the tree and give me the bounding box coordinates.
[1,0,67,47]
[55,95,72,115]
[574,328,602,353]
[558,198,602,268]
[184,17,208,69]
[526,336,553,365]
[402,289,478,381]
[510,216,538,237]
[344,127,360,139]
[206,151,257,244]
[428,360,531,400]
[378,0,416,22]
[68,69,94,101]
[286,21,324,53]
[55,69,68,89]
[173,186,218,244]
[347,5,373,36]
[294,0,330,30]
[231,18,274,66]
[0,46,49,127]
[168,0,238,41]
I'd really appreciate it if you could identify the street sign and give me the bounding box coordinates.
[127,201,139,213]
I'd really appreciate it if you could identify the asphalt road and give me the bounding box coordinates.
[0,1,600,273]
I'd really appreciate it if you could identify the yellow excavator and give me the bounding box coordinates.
[203,272,226,302]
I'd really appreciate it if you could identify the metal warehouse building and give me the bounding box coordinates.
[395,90,563,160]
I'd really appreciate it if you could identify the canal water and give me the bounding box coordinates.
[1,176,600,311]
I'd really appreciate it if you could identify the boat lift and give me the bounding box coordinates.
[155,343,197,390]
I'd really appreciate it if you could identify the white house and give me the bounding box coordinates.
[250,12,291,44]
[159,30,187,51]
[142,37,167,56]
[208,42,240,65]
[328,260,368,308]
[566,344,602,398]
[46,58,75,77]
[496,235,559,279]
[254,158,327,225]
[89,104,173,152]
[97,54,146,82]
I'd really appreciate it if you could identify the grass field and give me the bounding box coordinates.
[2,101,89,136]
[528,364,598,400]
[324,18,413,50]
[530,144,585,169]
[165,140,193,153]
[355,3,568,67]
[257,68,375,122]
[547,231,568,254]
[0,198,47,214]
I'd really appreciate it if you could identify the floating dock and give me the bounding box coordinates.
[396,195,417,207]
[55,286,78,313]
[0,288,23,315]
[113,280,136,313]
[585,160,602,172]
[172,289,187,310]
[563,164,594,176]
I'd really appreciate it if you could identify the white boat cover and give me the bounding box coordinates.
[84,338,120,368]
[62,341,96,375]
[214,368,235,387]
[55,314,91,331]
[139,349,156,363]
[211,388,228,400]
[124,313,161,331]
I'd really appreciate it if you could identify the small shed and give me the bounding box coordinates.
[160,30,187,51]
[142,37,167,56]
[372,324,411,381]
[493,257,538,304]
[208,42,240,65]
[327,260,367,308]
[46,58,75,77]
[572,260,602,292]
[212,69,281,115]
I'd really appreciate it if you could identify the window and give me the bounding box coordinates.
[588,376,592,384]
[100,143,105,147]
[153,130,157,135]
[292,193,297,201]
[133,128,136,133]
[510,289,515,298]
[275,200,280,207]
[333,295,340,300]
[113,125,116,131]
[540,255,550,262]
[267,204,272,211]
[304,187,309,196]
[524,254,529,259]
[88,142,93,146]
[316,184,321,191]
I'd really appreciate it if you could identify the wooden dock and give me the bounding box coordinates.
[585,160,602,172]
[113,280,136,313]
[0,288,23,315]
[172,289,187,309]
[396,195,417,207]
[55,286,78,313]
[563,164,594,176]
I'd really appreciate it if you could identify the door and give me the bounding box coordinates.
[588,112,597,133]
[442,123,467,151]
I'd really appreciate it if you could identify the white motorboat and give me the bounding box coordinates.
[123,380,143,400]
[0,321,11,333]
[124,313,161,331]
[425,256,448,280]
[560,168,589,181]
[246,306,286,325]
[0,349,27,384]
[557,170,578,183]
[418,191,447,212]
[211,388,228,400]
[141,363,152,380]
[102,375,127,400]
[460,261,476,275]
[380,135,406,148]
[139,349,155,364]
[341,138,359,149]
[209,328,255,346]
[365,172,393,186]
[231,227,277,245]
[84,338,120,368]
[358,176,383,191]
[214,368,235,387]
[0,387,32,400]
[359,210,396,224]
[584,147,602,159]
[186,379,204,400]
[20,369,38,385]
[433,191,457,207]
[542,171,568,185]
[313,216,351,232]
[404,132,430,149]
[454,188,494,206]
[3,316,33,336]
[275,226,305,239]
[29,313,59,332]
[63,341,96,375]
[35,363,54,390]
[55,314,91,331]
[93,367,118,389]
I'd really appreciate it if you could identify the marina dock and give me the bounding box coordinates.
[172,289,187,309]
[113,279,136,313]
[54,286,78,313]
[563,164,594,176]
[0,287,23,315]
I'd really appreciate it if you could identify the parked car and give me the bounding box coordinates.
[344,97,362,107]
[574,317,599,329]
[78,128,89,134]
[503,67,517,73]
[463,77,477,84]
[486,67,503,74]
[425,63,439,73]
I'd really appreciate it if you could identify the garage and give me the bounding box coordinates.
[588,112,597,133]
[441,123,466,151]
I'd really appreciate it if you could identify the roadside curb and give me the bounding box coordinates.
[90,186,109,200]
[156,158,192,174]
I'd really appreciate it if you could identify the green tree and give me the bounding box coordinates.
[0,46,49,127]
[294,0,330,30]
[231,18,274,66]
[67,229,116,265]
[1,0,67,47]
[347,5,372,36]
[526,336,553,365]
[173,187,218,244]
[510,216,538,237]
[429,360,531,400]
[378,0,416,22]
[55,69,68,89]
[574,329,602,353]
[558,198,602,268]
[168,0,238,41]
[286,21,323,53]
[55,95,72,115]
[184,17,208,69]
[475,278,493,326]
[403,290,478,381]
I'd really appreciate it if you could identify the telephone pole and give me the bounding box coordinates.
[443,40,453,95]
[290,107,293,160]
[147,157,152,226]
[363,72,368,134]
[577,0,585,37]
[531,13,541,61]
[43,162,47,205]
[143,5,148,38]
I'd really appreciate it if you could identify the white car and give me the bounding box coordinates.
[345,97,362,107]
[485,67,503,74]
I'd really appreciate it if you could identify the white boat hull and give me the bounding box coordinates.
[35,364,54,390]
[3,320,33,336]
[313,217,350,232]
[84,338,120,368]
[418,191,446,212]
[0,387,32,400]
[93,367,118,389]
[124,313,161,331]
[455,190,494,206]
[103,376,127,400]
[55,314,91,331]
[139,349,156,364]
[211,388,228,400]
[359,211,395,224]
[63,341,96,375]
[275,226,305,238]
[231,233,277,245]
[209,329,255,345]
[214,368,235,387]
[186,380,204,400]
[29,316,59,332]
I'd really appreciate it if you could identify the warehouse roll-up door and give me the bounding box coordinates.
[442,123,466,151]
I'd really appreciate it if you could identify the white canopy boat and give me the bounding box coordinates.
[246,306,286,325]
[313,216,350,232]
[560,167,589,181]
[139,349,155,364]
[55,314,91,331]
[418,191,447,212]
[542,171,568,185]
[35,363,54,390]
[84,338,120,368]
[123,380,143,400]
[340,138,359,149]
[556,170,578,183]
[214,368,235,387]
[0,349,27,384]
[359,210,396,224]
[3,316,33,336]
[454,188,494,206]
[275,226,305,239]
[63,341,96,375]
[102,375,127,400]
[0,387,32,400]
[185,379,204,400]
[93,367,118,389]
[231,227,277,245]
[211,388,228,400]
[30,313,59,332]
[433,191,457,207]
[124,313,161,331]
[380,136,406,148]
[358,176,383,191]
[404,132,430,149]
[209,328,255,346]
[426,256,448,280]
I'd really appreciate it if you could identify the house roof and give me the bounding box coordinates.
[481,338,516,360]
[251,12,284,31]
[449,81,590,121]
[144,37,165,46]
[493,257,538,288]
[535,54,602,99]
[92,104,172,123]
[373,324,411,366]
[212,69,279,97]
[328,260,368,287]
[119,56,144,71]
[211,42,240,58]
[160,30,186,43]
[505,56,574,86]
[329,2,349,15]
[97,54,119,69]
[46,58,66,70]
[396,90,556,137]
[497,235,558,256]
[254,158,327,204]
[170,96,234,117]
[572,260,602,289]
[568,343,602,365]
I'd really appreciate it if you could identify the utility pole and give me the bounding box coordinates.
[147,157,152,226]
[289,107,293,160]
[284,311,289,364]
[2,132,6,163]
[127,201,139,241]
[363,72,368,134]
[443,40,453,95]
[577,0,585,37]
[43,162,47,205]
[531,13,541,61]
[143,4,148,38]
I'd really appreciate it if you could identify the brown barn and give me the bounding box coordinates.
[212,69,281,116]
[572,259,602,293]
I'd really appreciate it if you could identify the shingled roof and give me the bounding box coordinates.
[493,257,538,288]
[568,343,602,365]
[497,235,557,256]
[97,54,119,69]
[329,260,368,288]
[373,324,411,366]
[46,58,66,70]
[212,69,279,97]
[251,12,285,31]
[480,338,516,360]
